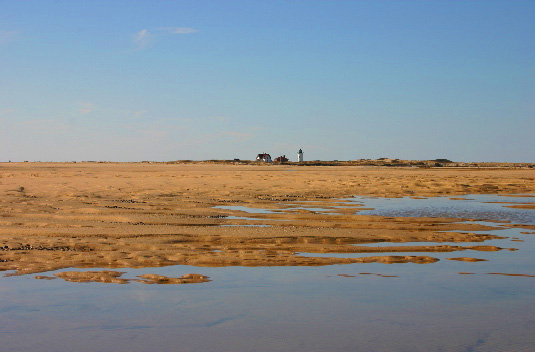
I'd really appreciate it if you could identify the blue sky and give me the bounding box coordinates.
[1,0,533,162]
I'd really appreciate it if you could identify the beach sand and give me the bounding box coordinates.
[1,162,534,275]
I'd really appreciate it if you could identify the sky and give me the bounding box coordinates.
[1,0,533,162]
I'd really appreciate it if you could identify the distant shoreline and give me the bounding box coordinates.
[2,159,534,168]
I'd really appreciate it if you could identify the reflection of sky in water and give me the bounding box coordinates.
[214,205,280,214]
[217,195,535,224]
[299,224,532,271]
[220,224,271,227]
[216,205,340,216]
[1,195,534,351]
[2,257,534,351]
[347,194,535,225]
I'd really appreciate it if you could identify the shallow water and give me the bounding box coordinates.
[214,205,280,214]
[348,194,535,225]
[1,195,534,352]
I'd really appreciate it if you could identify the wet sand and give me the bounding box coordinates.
[1,162,534,276]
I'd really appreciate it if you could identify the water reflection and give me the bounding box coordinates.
[1,195,534,351]
[216,194,535,225]
[348,194,535,225]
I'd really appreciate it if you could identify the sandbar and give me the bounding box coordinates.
[1,162,534,276]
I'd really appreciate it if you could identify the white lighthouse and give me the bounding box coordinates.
[297,148,304,162]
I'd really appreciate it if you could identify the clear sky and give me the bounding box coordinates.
[1,0,533,162]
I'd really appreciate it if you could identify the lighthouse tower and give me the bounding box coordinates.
[297,148,304,162]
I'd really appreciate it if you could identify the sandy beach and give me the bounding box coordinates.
[1,162,534,276]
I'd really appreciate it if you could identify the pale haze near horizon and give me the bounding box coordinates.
[0,0,533,163]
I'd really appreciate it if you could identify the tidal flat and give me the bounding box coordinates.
[0,163,534,351]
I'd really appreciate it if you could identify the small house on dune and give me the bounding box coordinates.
[257,149,303,163]
[256,153,272,162]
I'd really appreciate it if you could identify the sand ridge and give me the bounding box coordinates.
[36,270,211,284]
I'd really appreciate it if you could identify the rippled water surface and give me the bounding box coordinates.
[1,195,534,352]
